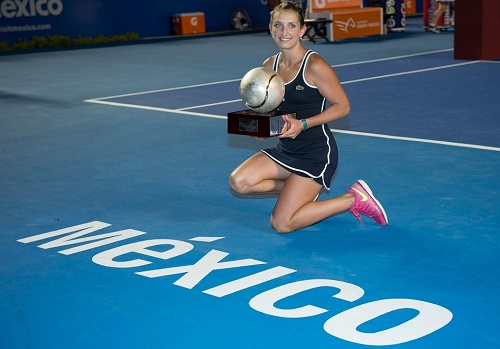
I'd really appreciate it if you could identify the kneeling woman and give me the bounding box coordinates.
[229,1,388,233]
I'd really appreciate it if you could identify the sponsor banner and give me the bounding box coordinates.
[0,0,63,43]
[405,0,416,14]
[385,0,406,31]
[309,7,383,41]
[331,8,383,39]
[312,0,363,11]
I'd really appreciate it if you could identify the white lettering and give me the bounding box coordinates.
[1,0,16,18]
[17,222,454,344]
[204,266,296,297]
[0,0,63,18]
[48,0,62,15]
[15,0,29,16]
[17,221,145,255]
[249,279,364,318]
[137,249,266,289]
[92,239,194,268]
[323,299,454,345]
[35,0,47,16]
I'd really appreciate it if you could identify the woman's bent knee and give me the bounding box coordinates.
[270,215,294,234]
[229,172,249,194]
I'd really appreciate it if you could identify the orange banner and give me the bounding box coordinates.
[405,0,416,15]
[330,8,383,40]
[311,0,363,11]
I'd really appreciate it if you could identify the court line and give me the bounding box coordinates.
[341,60,480,84]
[86,60,481,108]
[177,99,242,111]
[86,99,500,152]
[86,99,227,119]
[331,129,500,152]
[84,58,496,152]
[332,48,454,67]
[87,49,455,101]
[88,80,240,101]
[86,61,481,106]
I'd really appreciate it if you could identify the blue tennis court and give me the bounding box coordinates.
[1,17,499,349]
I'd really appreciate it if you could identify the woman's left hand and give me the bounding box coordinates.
[278,114,303,139]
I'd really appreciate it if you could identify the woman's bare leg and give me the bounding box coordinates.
[271,174,354,233]
[229,152,290,195]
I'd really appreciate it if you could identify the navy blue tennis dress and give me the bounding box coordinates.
[262,49,338,190]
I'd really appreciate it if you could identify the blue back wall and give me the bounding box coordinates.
[0,0,423,45]
[0,0,272,45]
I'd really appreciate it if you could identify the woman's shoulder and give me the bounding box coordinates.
[263,54,280,69]
[305,52,331,72]
[306,51,327,64]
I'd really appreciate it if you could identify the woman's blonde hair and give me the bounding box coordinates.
[270,1,305,27]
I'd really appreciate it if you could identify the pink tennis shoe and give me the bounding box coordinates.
[347,180,388,226]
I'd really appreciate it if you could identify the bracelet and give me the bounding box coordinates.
[301,119,308,131]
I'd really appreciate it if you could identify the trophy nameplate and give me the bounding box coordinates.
[227,109,296,137]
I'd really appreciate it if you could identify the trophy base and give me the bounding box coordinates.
[227,109,296,137]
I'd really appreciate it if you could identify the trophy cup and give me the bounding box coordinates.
[227,67,296,137]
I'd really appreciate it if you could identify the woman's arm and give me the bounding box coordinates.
[303,53,351,129]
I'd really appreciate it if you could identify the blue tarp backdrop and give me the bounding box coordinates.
[0,0,424,45]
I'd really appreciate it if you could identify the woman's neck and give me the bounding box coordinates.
[281,46,307,70]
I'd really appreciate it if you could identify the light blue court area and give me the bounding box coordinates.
[1,20,499,349]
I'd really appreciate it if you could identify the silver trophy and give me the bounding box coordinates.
[228,67,295,137]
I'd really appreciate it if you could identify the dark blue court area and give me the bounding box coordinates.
[1,18,499,349]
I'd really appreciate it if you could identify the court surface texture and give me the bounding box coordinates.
[1,18,499,349]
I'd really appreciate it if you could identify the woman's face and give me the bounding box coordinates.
[270,10,305,49]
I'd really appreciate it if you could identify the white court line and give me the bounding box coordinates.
[341,60,480,84]
[87,99,500,152]
[87,49,454,101]
[88,79,240,101]
[177,99,242,111]
[85,54,497,152]
[331,129,500,152]
[86,61,479,105]
[332,48,454,67]
[86,99,227,119]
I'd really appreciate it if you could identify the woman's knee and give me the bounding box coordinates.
[270,214,294,234]
[229,171,250,194]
